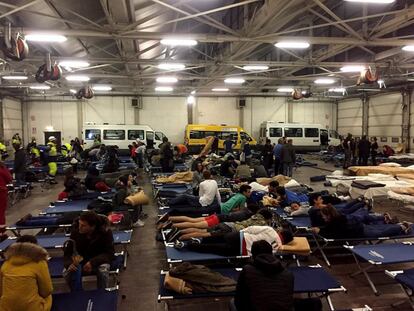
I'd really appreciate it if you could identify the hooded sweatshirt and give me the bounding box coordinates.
[0,243,53,311]
[235,253,294,311]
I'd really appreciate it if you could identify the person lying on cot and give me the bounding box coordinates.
[84,167,110,192]
[63,211,115,291]
[311,204,412,239]
[16,212,80,227]
[174,225,294,257]
[308,193,397,228]
[284,201,310,216]
[168,208,273,242]
[167,170,221,209]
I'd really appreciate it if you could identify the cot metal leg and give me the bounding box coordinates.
[326,295,335,311]
[311,233,331,267]
[349,252,379,295]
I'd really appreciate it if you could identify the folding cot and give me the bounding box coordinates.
[51,288,118,311]
[70,190,114,200]
[386,268,414,309]
[6,219,72,236]
[42,199,93,215]
[153,183,192,198]
[344,242,414,295]
[7,181,31,206]
[158,265,346,311]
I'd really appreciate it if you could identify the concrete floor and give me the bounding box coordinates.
[7,158,414,311]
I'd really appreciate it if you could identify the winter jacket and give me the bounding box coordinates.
[235,254,294,311]
[358,139,371,157]
[13,148,26,174]
[0,243,53,311]
[169,262,236,293]
[0,166,12,192]
[280,144,296,164]
[241,226,282,256]
[64,216,115,269]
[233,214,267,231]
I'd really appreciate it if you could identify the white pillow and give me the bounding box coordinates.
[379,162,401,167]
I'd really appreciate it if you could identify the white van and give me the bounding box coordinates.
[82,124,165,150]
[259,122,340,151]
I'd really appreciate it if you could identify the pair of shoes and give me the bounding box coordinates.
[166,227,181,243]
[156,212,169,224]
[16,213,33,225]
[133,219,145,227]
[402,221,413,234]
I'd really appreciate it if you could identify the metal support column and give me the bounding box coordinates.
[287,99,293,123]
[76,100,83,139]
[134,107,140,125]
[361,93,369,137]
[402,88,411,152]
[187,100,193,124]
[0,99,3,140]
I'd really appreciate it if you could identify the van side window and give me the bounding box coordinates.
[219,131,238,140]
[329,130,339,139]
[155,131,165,140]
[103,130,125,140]
[189,131,204,139]
[269,128,282,137]
[85,129,101,140]
[240,132,252,141]
[128,130,145,140]
[305,128,319,137]
[284,128,303,137]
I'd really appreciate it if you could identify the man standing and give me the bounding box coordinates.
[223,136,235,154]
[342,134,352,169]
[358,135,371,166]
[262,139,273,175]
[63,211,114,291]
[371,137,378,165]
[13,143,26,184]
[46,136,58,184]
[273,138,283,175]
[280,139,295,177]
[159,137,174,173]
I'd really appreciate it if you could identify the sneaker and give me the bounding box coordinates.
[133,219,145,227]
[190,238,202,244]
[165,227,178,241]
[167,228,182,243]
[173,240,185,249]
[156,212,169,224]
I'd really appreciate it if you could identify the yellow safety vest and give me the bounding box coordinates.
[0,143,6,153]
[31,147,40,158]
[47,142,57,157]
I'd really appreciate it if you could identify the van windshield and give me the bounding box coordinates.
[240,132,252,142]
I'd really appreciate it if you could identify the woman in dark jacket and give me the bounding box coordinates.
[312,204,410,239]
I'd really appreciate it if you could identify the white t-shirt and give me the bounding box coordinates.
[198,179,221,207]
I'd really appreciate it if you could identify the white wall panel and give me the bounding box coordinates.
[25,99,78,145]
[368,93,402,147]
[83,96,134,125]
[292,101,335,130]
[195,97,239,126]
[140,97,187,144]
[337,98,363,137]
[2,97,22,149]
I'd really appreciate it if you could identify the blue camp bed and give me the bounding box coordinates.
[71,190,115,200]
[51,289,118,311]
[345,242,414,295]
[7,220,72,236]
[386,269,414,309]
[48,252,125,278]
[0,230,132,252]
[158,265,345,311]
[42,199,93,214]
[155,184,192,198]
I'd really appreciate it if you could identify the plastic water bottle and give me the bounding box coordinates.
[98,263,110,288]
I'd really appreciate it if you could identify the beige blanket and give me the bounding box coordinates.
[155,171,193,184]
[256,175,291,186]
[348,166,414,176]
[390,187,414,196]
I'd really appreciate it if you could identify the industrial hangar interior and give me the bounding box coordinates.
[2,0,414,310]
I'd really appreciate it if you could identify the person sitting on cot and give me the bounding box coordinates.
[174,225,294,258]
[311,204,412,239]
[168,208,273,242]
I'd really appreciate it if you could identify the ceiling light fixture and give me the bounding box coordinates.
[69,89,77,94]
[158,63,186,70]
[275,41,310,49]
[187,96,195,105]
[402,45,414,52]
[224,78,245,84]
[160,38,197,46]
[30,85,50,90]
[340,65,366,72]
[277,87,294,93]
[315,78,335,84]
[92,85,112,91]
[155,86,173,92]
[59,60,90,68]
[2,75,28,80]
[211,88,229,92]
[65,75,90,82]
[242,65,269,71]
[190,90,196,95]
[344,0,395,3]
[25,33,67,42]
[156,76,178,83]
